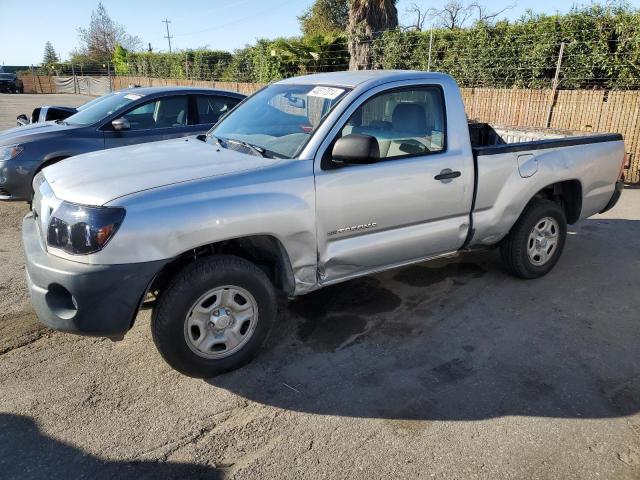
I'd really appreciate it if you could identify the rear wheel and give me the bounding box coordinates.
[151,255,277,378]
[500,199,567,279]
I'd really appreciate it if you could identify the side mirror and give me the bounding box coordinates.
[111,117,131,131]
[16,114,29,126]
[332,134,380,165]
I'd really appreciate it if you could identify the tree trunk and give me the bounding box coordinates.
[347,0,398,70]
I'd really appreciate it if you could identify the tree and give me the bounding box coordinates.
[402,3,429,31]
[436,1,472,29]
[429,1,514,30]
[271,34,349,74]
[112,44,129,74]
[471,2,515,24]
[42,41,59,65]
[299,0,349,37]
[76,2,142,63]
[348,0,399,70]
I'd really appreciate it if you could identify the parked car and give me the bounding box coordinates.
[23,71,626,377]
[16,106,77,126]
[15,91,132,126]
[0,86,245,200]
[0,73,24,93]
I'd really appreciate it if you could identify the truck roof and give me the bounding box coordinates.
[276,70,453,88]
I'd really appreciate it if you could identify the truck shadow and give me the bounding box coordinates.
[0,413,220,480]
[207,218,640,422]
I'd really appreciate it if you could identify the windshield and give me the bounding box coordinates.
[210,84,350,159]
[65,91,145,126]
[77,92,115,111]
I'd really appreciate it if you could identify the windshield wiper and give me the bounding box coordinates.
[219,137,271,158]
[54,119,68,125]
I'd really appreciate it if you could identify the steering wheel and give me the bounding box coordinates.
[398,138,430,154]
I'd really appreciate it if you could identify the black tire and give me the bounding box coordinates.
[151,255,277,378]
[500,199,567,279]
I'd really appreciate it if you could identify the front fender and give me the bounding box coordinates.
[62,160,319,291]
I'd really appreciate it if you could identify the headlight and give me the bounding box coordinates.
[0,144,23,162]
[47,202,125,255]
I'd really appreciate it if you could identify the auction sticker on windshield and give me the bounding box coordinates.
[308,86,345,100]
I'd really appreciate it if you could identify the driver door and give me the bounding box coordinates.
[314,84,473,284]
[103,95,194,148]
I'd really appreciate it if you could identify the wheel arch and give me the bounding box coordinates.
[34,155,70,177]
[146,234,297,305]
[29,155,70,199]
[527,179,583,225]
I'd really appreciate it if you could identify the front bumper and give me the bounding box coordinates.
[0,82,17,93]
[0,160,33,201]
[600,180,624,214]
[22,213,168,337]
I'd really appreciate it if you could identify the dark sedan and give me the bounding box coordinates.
[0,73,24,93]
[0,87,245,200]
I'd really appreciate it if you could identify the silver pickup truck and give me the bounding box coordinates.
[23,71,626,377]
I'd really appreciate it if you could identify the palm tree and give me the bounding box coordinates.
[347,0,399,70]
[271,35,349,74]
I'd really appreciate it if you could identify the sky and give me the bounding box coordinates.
[1,0,640,66]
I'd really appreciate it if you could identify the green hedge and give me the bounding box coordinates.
[115,36,350,84]
[118,49,232,80]
[371,5,640,89]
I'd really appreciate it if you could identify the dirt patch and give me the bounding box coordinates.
[0,310,48,355]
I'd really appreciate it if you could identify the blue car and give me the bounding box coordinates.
[0,87,245,200]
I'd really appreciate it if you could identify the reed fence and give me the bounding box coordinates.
[18,73,639,183]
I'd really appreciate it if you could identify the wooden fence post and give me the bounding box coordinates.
[427,28,434,72]
[30,65,37,94]
[546,42,565,128]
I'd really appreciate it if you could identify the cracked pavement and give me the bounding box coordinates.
[1,94,640,479]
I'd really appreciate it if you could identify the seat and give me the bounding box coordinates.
[392,103,427,134]
[155,99,187,128]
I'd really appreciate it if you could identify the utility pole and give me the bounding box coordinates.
[148,42,153,52]
[162,18,173,53]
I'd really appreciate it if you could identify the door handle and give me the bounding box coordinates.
[435,169,461,181]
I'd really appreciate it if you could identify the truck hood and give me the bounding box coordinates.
[43,137,283,206]
[0,120,79,144]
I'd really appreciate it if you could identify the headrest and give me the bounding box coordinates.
[392,103,427,134]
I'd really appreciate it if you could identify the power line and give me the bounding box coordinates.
[162,18,173,53]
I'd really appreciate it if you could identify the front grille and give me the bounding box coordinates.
[0,186,10,197]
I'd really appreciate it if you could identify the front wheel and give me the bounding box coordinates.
[500,199,567,279]
[151,255,277,378]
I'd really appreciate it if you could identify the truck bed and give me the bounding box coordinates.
[469,123,622,156]
[466,122,625,249]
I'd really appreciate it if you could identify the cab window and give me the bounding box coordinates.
[340,87,446,159]
[195,95,241,125]
[122,96,189,130]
